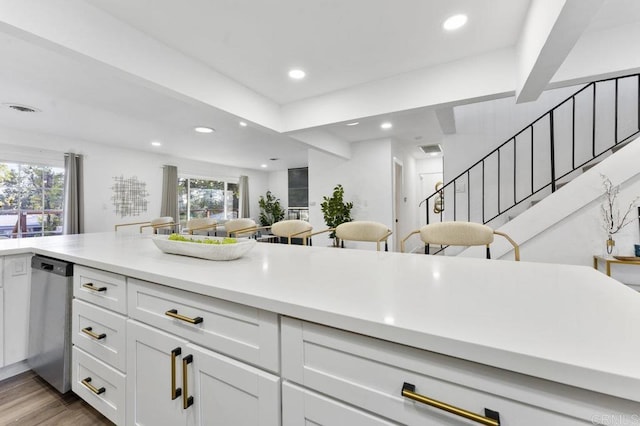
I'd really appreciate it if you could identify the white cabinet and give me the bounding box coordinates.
[127,320,280,426]
[72,266,128,426]
[283,382,396,426]
[3,254,31,366]
[127,320,189,426]
[282,317,640,425]
[127,278,279,373]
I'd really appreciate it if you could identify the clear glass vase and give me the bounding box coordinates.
[605,235,617,257]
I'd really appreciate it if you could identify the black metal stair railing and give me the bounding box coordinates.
[419,74,640,253]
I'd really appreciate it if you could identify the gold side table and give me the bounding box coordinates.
[593,255,640,277]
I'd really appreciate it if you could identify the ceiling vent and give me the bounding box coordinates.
[419,144,442,155]
[3,103,41,113]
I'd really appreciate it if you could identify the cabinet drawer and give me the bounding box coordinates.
[74,266,127,314]
[72,346,125,426]
[72,299,126,372]
[283,382,396,426]
[282,318,640,426]
[128,278,279,372]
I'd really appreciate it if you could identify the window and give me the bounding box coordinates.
[0,162,65,238]
[178,177,238,228]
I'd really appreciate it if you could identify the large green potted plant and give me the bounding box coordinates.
[320,184,353,246]
[258,191,285,227]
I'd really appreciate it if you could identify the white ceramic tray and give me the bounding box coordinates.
[152,235,256,261]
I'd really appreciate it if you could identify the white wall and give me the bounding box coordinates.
[308,139,393,250]
[0,127,268,233]
[266,169,289,211]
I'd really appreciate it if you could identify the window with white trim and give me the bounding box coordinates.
[0,162,65,238]
[178,177,239,228]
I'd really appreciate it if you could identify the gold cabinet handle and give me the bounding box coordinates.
[171,347,182,400]
[81,326,106,340]
[82,283,107,292]
[401,382,500,426]
[165,309,203,325]
[182,354,194,409]
[81,377,105,395]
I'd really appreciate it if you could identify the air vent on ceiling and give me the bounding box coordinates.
[419,144,442,155]
[3,103,41,113]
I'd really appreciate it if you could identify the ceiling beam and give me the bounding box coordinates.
[435,107,457,135]
[281,48,516,133]
[286,129,352,160]
[515,0,604,103]
[0,0,283,132]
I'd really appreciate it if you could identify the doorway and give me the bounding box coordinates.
[393,158,403,252]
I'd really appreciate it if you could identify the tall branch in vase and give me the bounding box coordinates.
[600,175,639,254]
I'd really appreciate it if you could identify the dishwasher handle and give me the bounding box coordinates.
[31,255,74,277]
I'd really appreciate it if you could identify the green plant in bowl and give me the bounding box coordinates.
[168,234,237,244]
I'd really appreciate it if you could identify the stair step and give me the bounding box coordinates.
[556,181,569,189]
[530,199,540,207]
[612,140,632,153]
[582,161,601,172]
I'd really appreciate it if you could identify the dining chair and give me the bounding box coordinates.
[184,218,218,235]
[335,221,392,251]
[224,218,258,238]
[114,216,177,234]
[400,221,520,260]
[270,219,313,245]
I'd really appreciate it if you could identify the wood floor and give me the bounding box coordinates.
[0,370,113,426]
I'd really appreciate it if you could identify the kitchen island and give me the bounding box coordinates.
[0,232,638,425]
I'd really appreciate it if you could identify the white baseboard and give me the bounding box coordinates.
[0,360,30,382]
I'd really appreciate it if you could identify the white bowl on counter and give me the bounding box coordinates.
[152,235,256,261]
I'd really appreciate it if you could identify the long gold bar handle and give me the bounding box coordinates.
[82,283,107,292]
[182,355,194,409]
[165,309,203,325]
[401,382,500,426]
[81,377,105,395]
[81,326,106,340]
[171,347,182,400]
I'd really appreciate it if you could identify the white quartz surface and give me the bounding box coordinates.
[5,232,640,402]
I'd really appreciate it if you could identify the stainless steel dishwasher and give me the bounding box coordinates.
[28,255,74,393]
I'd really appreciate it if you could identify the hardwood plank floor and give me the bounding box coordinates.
[0,371,113,426]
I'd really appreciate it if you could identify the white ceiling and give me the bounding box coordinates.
[0,0,638,171]
[85,0,531,104]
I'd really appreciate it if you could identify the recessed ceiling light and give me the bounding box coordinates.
[260,164,268,168]
[443,14,467,31]
[380,122,393,130]
[239,121,248,127]
[194,126,215,133]
[288,69,306,80]
[346,122,359,126]
[151,141,162,147]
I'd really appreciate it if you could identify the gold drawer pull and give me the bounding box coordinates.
[182,354,194,409]
[401,382,500,426]
[165,309,203,325]
[81,326,106,340]
[171,347,182,400]
[82,283,107,292]
[81,377,106,395]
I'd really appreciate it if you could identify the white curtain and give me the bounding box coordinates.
[63,153,84,234]
[161,165,178,224]
[239,175,250,218]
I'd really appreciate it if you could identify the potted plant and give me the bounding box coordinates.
[320,184,353,246]
[258,191,285,227]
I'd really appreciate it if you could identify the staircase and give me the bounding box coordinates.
[419,73,640,255]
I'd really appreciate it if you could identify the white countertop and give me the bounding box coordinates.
[3,232,640,402]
